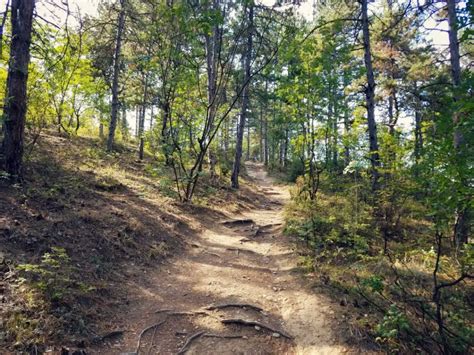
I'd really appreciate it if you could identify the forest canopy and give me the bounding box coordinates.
[0,0,472,353]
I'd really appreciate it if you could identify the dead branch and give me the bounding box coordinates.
[221,318,293,339]
[206,303,263,312]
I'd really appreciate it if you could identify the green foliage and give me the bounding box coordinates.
[286,158,305,182]
[17,247,88,304]
[376,305,410,342]
[361,275,384,293]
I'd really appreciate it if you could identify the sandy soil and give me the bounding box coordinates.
[93,162,350,354]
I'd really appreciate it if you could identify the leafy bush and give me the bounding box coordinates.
[376,305,410,342]
[361,275,385,293]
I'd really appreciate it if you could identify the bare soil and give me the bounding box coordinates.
[92,162,351,354]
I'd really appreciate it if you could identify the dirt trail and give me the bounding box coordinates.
[95,162,348,354]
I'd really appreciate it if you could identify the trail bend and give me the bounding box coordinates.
[95,162,349,355]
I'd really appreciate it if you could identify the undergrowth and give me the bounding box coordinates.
[284,173,473,353]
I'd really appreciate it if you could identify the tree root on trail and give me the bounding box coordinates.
[135,320,166,354]
[203,333,244,339]
[177,330,206,354]
[226,247,258,255]
[221,318,293,339]
[206,303,263,312]
[153,309,210,317]
[177,331,245,354]
[221,219,254,226]
[154,309,173,314]
[203,250,221,258]
[91,330,124,344]
[259,223,282,230]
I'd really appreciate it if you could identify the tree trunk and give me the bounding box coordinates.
[264,81,269,166]
[106,0,126,152]
[135,106,139,138]
[259,102,263,162]
[414,110,422,164]
[343,108,350,167]
[361,0,380,190]
[246,122,250,161]
[99,121,104,139]
[331,86,338,171]
[1,0,35,180]
[149,104,154,130]
[0,0,10,61]
[138,73,148,160]
[121,104,128,141]
[343,73,351,168]
[204,0,221,180]
[223,118,229,157]
[446,0,470,246]
[231,3,253,189]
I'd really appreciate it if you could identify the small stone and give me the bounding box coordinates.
[272,332,281,338]
[254,325,261,331]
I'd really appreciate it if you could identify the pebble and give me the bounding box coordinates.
[254,326,261,331]
[272,332,281,338]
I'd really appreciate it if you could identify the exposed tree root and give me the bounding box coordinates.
[206,303,263,312]
[92,330,124,344]
[176,330,245,354]
[177,330,206,354]
[153,309,209,317]
[221,219,254,226]
[203,251,221,258]
[135,320,166,354]
[221,318,293,339]
[260,223,282,229]
[203,333,244,339]
[226,247,258,255]
[154,309,173,314]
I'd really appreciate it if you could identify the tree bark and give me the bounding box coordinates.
[1,0,35,180]
[361,0,380,190]
[138,73,148,160]
[446,0,470,246]
[121,104,128,141]
[246,122,250,161]
[106,0,126,151]
[259,101,263,162]
[264,80,269,166]
[231,2,254,189]
[204,0,221,180]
